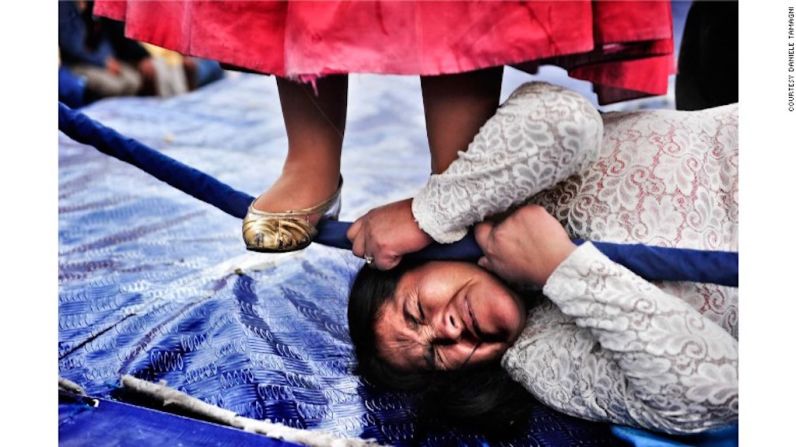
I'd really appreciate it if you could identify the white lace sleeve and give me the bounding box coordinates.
[502,243,738,434]
[412,82,603,243]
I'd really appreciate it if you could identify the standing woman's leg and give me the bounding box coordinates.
[421,67,503,174]
[243,75,347,252]
[251,75,347,215]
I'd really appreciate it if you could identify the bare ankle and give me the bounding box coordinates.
[281,162,339,184]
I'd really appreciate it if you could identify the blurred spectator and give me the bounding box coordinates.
[140,43,225,97]
[185,57,225,92]
[59,1,224,104]
[58,1,143,101]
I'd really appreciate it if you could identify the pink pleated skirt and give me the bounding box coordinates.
[95,1,675,104]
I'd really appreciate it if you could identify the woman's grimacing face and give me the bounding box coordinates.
[374,261,527,372]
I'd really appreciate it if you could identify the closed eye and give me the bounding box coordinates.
[406,312,419,328]
[403,298,420,329]
[413,298,442,370]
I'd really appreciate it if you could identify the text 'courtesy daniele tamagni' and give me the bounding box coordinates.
[789,7,795,111]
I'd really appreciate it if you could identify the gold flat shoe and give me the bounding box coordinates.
[242,178,342,252]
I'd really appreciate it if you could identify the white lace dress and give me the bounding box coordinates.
[411,82,738,434]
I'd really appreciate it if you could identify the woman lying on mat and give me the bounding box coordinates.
[347,82,738,434]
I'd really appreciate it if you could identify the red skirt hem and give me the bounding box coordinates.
[95,0,674,104]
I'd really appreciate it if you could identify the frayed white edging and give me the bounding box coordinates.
[120,375,381,447]
[59,377,87,396]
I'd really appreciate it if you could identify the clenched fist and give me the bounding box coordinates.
[474,205,576,286]
[347,198,433,270]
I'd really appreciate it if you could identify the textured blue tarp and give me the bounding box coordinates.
[58,74,617,445]
[58,73,735,446]
[612,424,739,447]
[60,397,302,447]
[58,101,739,287]
[58,101,253,220]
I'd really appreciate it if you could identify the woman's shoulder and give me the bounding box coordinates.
[505,81,592,104]
[499,82,603,131]
[503,298,578,355]
[601,101,737,125]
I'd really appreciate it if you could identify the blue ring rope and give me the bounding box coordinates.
[58,102,738,287]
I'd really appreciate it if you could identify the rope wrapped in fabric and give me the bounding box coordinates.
[58,102,738,287]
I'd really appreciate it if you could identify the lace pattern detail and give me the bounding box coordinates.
[502,244,738,434]
[414,82,738,433]
[412,82,603,243]
[532,105,738,252]
[530,104,739,337]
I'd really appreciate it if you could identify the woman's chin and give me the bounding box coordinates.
[495,304,526,344]
[471,280,527,344]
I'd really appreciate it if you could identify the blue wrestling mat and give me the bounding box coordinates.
[59,73,620,445]
[60,396,303,447]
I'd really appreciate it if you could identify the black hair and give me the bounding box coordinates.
[347,262,535,438]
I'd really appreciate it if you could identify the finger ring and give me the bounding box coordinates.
[364,255,374,265]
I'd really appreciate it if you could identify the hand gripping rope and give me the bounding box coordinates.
[58,103,738,287]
